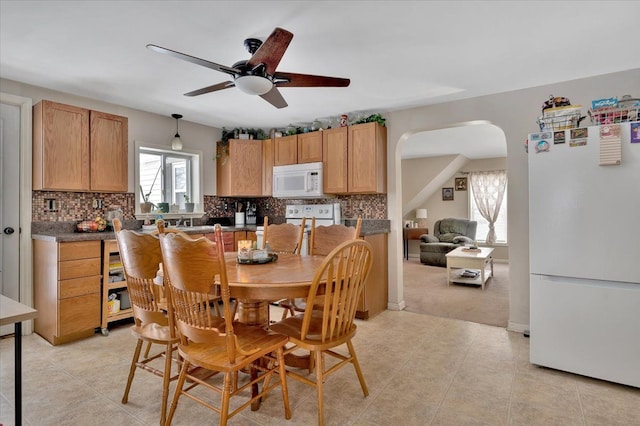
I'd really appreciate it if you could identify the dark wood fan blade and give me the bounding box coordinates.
[246,28,293,75]
[274,72,350,88]
[184,81,235,97]
[146,44,239,75]
[260,87,288,109]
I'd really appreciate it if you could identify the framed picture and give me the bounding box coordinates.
[455,177,467,191]
[442,187,454,201]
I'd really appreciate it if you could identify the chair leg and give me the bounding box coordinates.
[122,338,143,404]
[160,342,173,425]
[143,341,152,359]
[308,350,315,375]
[276,347,292,419]
[347,340,369,397]
[220,372,232,426]
[314,350,325,426]
[165,359,190,426]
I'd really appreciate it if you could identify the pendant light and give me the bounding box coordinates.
[171,113,183,151]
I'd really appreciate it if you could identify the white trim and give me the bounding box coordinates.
[1,93,33,335]
[387,300,406,311]
[507,321,529,333]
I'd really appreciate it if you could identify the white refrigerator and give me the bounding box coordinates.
[528,122,640,388]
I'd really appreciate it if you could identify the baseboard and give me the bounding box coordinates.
[387,300,406,311]
[507,321,529,333]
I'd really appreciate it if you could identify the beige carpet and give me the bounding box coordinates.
[402,259,509,327]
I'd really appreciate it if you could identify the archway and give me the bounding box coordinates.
[388,120,509,326]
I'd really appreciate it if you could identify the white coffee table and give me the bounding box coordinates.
[445,246,494,290]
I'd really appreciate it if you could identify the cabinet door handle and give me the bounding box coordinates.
[3,227,15,235]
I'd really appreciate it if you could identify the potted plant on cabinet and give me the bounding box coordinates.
[184,194,195,212]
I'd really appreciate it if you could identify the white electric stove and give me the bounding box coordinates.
[257,203,341,256]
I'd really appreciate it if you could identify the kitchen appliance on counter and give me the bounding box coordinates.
[272,161,324,198]
[256,203,341,255]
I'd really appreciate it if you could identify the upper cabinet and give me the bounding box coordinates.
[273,131,323,166]
[322,127,348,193]
[90,111,128,192]
[273,134,298,165]
[297,131,323,163]
[33,100,128,192]
[217,139,263,197]
[323,123,387,194]
[262,138,274,196]
[348,122,386,193]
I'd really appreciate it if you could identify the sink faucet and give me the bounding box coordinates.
[175,215,192,227]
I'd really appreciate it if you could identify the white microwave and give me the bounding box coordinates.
[272,161,324,198]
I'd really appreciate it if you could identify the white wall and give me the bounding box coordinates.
[386,68,640,331]
[0,78,221,195]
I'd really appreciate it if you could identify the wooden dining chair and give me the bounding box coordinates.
[158,222,291,426]
[309,216,362,256]
[261,216,306,254]
[270,238,373,426]
[279,217,362,320]
[112,218,180,426]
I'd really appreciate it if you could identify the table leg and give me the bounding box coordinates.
[236,300,269,327]
[15,321,22,425]
[403,240,408,260]
[480,261,486,290]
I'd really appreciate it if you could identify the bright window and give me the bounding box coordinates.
[469,175,508,244]
[135,142,202,214]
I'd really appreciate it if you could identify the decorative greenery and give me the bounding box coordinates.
[214,114,385,161]
[354,113,386,127]
[184,194,190,203]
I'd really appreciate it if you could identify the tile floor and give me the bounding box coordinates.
[1,307,639,426]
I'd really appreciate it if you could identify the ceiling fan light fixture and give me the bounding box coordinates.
[171,113,183,151]
[235,75,273,95]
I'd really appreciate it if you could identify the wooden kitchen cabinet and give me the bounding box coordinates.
[262,138,273,196]
[274,132,323,166]
[322,127,349,193]
[356,233,388,319]
[297,131,323,163]
[33,100,128,192]
[33,240,102,345]
[323,123,386,194]
[217,139,263,196]
[348,122,387,193]
[273,134,298,165]
[90,111,128,192]
[33,100,90,191]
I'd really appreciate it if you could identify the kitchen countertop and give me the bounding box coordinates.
[31,219,390,243]
[31,223,260,243]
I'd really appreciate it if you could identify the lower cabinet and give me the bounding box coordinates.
[212,231,257,252]
[33,240,102,345]
[356,233,388,319]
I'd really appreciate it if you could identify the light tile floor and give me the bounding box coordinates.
[1,307,639,425]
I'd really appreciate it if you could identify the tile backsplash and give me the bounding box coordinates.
[32,191,387,222]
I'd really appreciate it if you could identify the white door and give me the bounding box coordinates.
[1,102,21,336]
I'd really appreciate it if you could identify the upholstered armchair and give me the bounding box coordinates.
[419,218,477,267]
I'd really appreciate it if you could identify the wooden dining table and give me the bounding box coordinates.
[223,252,326,327]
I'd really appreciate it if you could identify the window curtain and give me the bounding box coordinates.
[469,170,507,244]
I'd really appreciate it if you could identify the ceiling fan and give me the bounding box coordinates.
[147,27,350,109]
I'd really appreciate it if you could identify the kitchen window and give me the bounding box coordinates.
[135,141,203,215]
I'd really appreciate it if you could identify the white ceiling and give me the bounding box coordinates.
[2,1,639,139]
